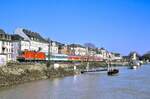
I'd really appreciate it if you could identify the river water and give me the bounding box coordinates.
[0,65,150,99]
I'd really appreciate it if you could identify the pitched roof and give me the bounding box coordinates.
[22,29,48,43]
[11,34,25,41]
[69,44,85,48]
[53,41,65,46]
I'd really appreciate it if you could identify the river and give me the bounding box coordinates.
[0,65,150,99]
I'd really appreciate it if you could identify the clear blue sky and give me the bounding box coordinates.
[0,0,150,55]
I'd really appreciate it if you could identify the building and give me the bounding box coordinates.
[0,29,12,65]
[87,47,97,56]
[96,48,109,60]
[110,52,123,61]
[50,41,59,54]
[57,43,69,55]
[68,44,87,56]
[12,28,49,61]
[59,45,69,55]
[11,34,30,61]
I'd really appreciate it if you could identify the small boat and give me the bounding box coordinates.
[106,59,119,76]
[107,69,119,75]
[81,71,84,74]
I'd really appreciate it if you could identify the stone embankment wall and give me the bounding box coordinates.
[0,61,128,88]
[0,63,75,88]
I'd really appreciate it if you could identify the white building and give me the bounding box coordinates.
[0,29,12,65]
[15,28,49,52]
[111,53,123,61]
[12,28,49,61]
[12,28,62,61]
[11,34,30,61]
[50,41,59,54]
[68,44,87,56]
[97,48,109,60]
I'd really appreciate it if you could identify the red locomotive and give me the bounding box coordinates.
[17,50,46,61]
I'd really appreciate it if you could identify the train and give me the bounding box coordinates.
[17,51,46,61]
[17,50,103,62]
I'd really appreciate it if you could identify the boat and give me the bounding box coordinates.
[107,69,119,75]
[107,60,119,76]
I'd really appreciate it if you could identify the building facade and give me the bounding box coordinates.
[50,41,59,54]
[68,44,87,56]
[0,29,12,65]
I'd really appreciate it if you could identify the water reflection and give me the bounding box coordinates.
[51,78,61,87]
[0,65,150,99]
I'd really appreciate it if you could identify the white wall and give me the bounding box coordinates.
[0,41,12,61]
[12,41,19,61]
[0,55,7,66]
[30,40,49,54]
[71,47,86,56]
[50,42,58,54]
[0,40,12,64]
[20,41,30,51]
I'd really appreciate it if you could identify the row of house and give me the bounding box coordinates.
[0,28,122,65]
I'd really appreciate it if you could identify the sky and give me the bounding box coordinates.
[0,0,150,55]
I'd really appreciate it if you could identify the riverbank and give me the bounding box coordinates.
[0,61,129,88]
[0,63,76,88]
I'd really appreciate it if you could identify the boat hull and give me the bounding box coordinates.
[107,69,119,75]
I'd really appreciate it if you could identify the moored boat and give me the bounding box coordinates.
[107,69,119,75]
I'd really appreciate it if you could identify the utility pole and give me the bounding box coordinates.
[47,38,51,68]
[86,47,89,71]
